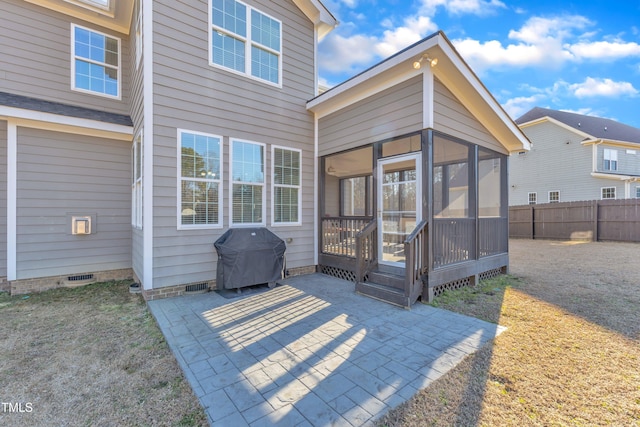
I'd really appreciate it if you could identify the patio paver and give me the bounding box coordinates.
[148,273,505,427]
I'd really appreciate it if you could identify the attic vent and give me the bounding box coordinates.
[68,273,94,282]
[185,282,209,294]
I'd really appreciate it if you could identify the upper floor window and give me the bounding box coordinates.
[179,130,223,228]
[72,24,120,98]
[602,187,616,200]
[636,186,640,199]
[231,139,265,225]
[549,191,559,203]
[603,149,618,171]
[528,192,537,205]
[272,146,301,225]
[210,0,282,86]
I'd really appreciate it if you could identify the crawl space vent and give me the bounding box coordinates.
[63,273,96,287]
[185,282,209,294]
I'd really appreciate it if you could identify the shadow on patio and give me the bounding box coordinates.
[148,273,504,426]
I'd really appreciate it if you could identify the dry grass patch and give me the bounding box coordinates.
[377,240,640,427]
[0,280,207,427]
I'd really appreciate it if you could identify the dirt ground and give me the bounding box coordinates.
[378,239,640,426]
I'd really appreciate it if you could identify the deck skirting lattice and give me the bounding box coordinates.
[320,265,357,282]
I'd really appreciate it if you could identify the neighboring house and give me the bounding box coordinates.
[511,107,640,205]
[0,0,529,307]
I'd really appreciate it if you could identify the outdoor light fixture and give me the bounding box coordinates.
[413,54,438,69]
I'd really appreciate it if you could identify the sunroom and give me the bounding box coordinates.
[308,32,530,308]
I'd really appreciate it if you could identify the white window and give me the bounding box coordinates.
[210,0,282,85]
[272,146,301,225]
[549,191,559,203]
[603,149,618,171]
[528,192,537,205]
[636,186,640,199]
[71,24,120,98]
[135,0,142,67]
[178,130,223,228]
[602,187,616,200]
[132,131,143,229]
[231,139,265,225]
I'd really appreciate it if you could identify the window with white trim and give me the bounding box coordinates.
[210,0,282,85]
[603,149,618,171]
[636,186,640,199]
[549,191,559,203]
[528,192,537,205]
[72,24,120,98]
[602,187,616,200]
[179,130,222,227]
[132,131,143,229]
[231,139,265,225]
[272,146,301,225]
[135,0,142,67]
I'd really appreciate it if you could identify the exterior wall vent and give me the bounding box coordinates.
[63,273,96,287]
[185,282,209,294]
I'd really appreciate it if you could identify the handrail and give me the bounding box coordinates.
[355,219,377,284]
[403,219,428,302]
[321,217,373,257]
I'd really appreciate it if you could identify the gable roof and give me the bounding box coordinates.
[516,107,640,145]
[292,0,337,40]
[307,31,530,153]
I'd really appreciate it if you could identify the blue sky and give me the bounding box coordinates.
[317,0,640,127]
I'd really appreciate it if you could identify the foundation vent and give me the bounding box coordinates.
[64,273,96,287]
[185,282,209,294]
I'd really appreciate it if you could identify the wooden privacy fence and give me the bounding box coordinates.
[509,199,640,242]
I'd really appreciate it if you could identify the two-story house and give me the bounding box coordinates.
[510,107,640,205]
[1,0,529,307]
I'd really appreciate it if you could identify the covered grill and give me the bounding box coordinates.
[214,228,286,290]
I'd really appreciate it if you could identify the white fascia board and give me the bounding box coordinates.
[521,116,593,141]
[590,172,636,181]
[581,138,640,149]
[292,0,338,40]
[0,105,132,139]
[307,37,438,117]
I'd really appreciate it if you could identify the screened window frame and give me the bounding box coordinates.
[177,129,224,230]
[528,192,537,205]
[548,190,560,203]
[271,145,302,226]
[71,23,121,99]
[209,0,283,87]
[230,138,266,227]
[601,187,616,200]
[131,130,143,229]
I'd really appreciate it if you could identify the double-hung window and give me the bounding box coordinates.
[72,24,120,98]
[132,131,143,229]
[602,187,616,200]
[528,192,537,205]
[549,191,560,203]
[178,130,222,228]
[210,0,282,85]
[603,149,618,171]
[231,140,265,225]
[272,146,301,225]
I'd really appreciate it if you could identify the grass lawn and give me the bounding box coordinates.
[377,239,640,427]
[0,280,207,427]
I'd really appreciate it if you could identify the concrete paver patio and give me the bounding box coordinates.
[148,273,505,427]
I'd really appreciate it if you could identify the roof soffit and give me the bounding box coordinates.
[291,0,338,40]
[24,0,134,34]
[520,116,594,140]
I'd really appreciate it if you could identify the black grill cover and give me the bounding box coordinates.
[214,228,286,289]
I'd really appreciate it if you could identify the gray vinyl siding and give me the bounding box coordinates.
[434,79,506,154]
[318,75,423,157]
[509,121,613,205]
[129,1,144,283]
[0,121,6,277]
[16,128,131,279]
[0,0,130,115]
[150,0,316,288]
[596,145,640,175]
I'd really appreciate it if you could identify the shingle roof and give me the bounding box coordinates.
[515,107,640,144]
[0,91,133,127]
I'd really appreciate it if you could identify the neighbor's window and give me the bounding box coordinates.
[131,131,143,229]
[549,191,560,203]
[602,187,616,200]
[478,150,502,217]
[636,186,640,199]
[72,24,120,98]
[272,146,301,225]
[135,0,142,67]
[603,149,618,171]
[211,0,282,85]
[231,139,265,225]
[179,130,222,227]
[528,192,537,205]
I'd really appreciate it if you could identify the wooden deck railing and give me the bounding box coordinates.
[355,219,377,284]
[321,217,372,257]
[403,219,428,301]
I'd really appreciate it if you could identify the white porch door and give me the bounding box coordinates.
[377,153,422,267]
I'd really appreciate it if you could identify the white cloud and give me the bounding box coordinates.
[318,33,379,74]
[569,77,639,98]
[419,0,506,16]
[502,94,546,120]
[568,40,640,60]
[375,16,438,57]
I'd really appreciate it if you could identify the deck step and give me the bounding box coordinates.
[367,270,405,289]
[356,281,410,309]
